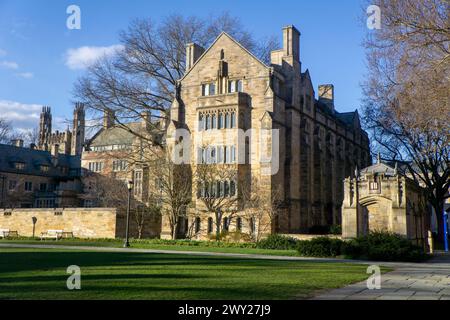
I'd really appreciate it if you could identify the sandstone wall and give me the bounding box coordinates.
[0,208,117,238]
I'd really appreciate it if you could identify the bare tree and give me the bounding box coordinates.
[148,149,192,240]
[240,176,283,241]
[362,0,449,240]
[81,171,159,239]
[195,164,239,241]
[0,118,12,144]
[74,13,278,146]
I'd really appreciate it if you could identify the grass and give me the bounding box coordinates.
[2,238,300,256]
[0,247,381,300]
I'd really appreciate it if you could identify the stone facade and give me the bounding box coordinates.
[164,25,370,240]
[342,159,429,245]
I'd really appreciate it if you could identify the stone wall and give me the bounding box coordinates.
[0,207,162,239]
[0,208,118,238]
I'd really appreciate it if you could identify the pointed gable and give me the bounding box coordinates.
[181,32,270,83]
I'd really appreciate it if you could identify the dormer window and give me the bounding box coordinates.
[40,165,50,173]
[228,79,242,93]
[201,82,216,96]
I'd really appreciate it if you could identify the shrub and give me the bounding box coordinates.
[256,234,298,250]
[341,231,429,262]
[329,225,342,235]
[297,237,345,257]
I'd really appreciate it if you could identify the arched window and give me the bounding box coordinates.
[230,112,236,128]
[250,217,255,234]
[218,113,224,129]
[223,217,229,231]
[195,217,201,233]
[207,217,213,234]
[237,80,243,92]
[205,115,211,130]
[212,114,217,129]
[236,217,242,231]
[225,113,230,128]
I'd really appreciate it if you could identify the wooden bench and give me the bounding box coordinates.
[0,229,18,239]
[40,230,63,240]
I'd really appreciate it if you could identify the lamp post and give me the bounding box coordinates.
[124,180,134,248]
[444,208,448,252]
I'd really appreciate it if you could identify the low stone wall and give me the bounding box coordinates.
[280,234,342,240]
[0,208,118,239]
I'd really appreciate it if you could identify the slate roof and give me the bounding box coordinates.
[88,122,143,147]
[0,144,81,178]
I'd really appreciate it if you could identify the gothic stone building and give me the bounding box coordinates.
[342,160,429,245]
[38,103,85,156]
[164,25,370,239]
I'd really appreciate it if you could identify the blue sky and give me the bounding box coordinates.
[0,0,368,132]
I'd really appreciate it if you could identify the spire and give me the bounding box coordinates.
[394,162,398,175]
[377,152,381,164]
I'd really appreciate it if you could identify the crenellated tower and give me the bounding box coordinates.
[71,102,85,156]
[38,106,52,150]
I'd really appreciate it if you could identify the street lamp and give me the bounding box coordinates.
[124,180,134,248]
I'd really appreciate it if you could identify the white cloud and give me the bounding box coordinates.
[0,100,42,131]
[0,60,19,69]
[65,45,124,70]
[15,72,34,79]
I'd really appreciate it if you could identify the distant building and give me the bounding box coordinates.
[342,158,429,245]
[0,141,82,208]
[38,103,85,156]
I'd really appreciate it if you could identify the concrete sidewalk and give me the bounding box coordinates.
[312,252,450,300]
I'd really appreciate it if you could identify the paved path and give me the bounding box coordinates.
[313,252,450,300]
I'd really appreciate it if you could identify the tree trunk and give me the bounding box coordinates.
[433,201,445,243]
[171,222,178,240]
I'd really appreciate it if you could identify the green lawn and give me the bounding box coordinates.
[0,248,377,300]
[3,239,300,256]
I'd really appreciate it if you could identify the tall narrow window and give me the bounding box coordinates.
[228,80,236,93]
[237,80,243,92]
[231,146,236,163]
[198,114,204,131]
[209,83,216,95]
[230,112,236,128]
[225,113,230,128]
[218,113,224,129]
[195,217,201,233]
[205,115,211,130]
[224,181,230,197]
[236,217,242,231]
[250,217,255,234]
[212,114,217,129]
[207,217,213,234]
[218,146,224,163]
[223,217,229,231]
[230,180,236,196]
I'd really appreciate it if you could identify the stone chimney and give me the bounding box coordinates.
[186,43,205,71]
[282,25,300,62]
[318,84,335,113]
[11,139,24,148]
[103,109,115,129]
